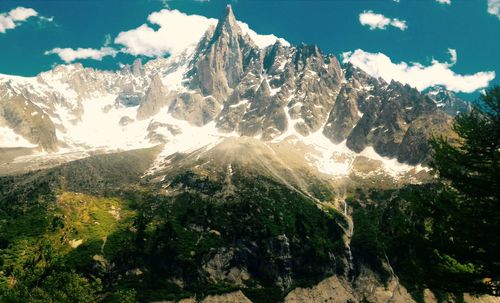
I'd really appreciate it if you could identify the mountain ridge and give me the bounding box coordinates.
[0,6,463,177]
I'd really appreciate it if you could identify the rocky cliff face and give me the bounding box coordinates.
[0,94,58,151]
[188,5,258,101]
[320,66,444,163]
[425,86,472,116]
[137,74,170,120]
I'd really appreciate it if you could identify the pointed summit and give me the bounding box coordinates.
[188,4,259,101]
[137,74,170,120]
[226,4,234,18]
[214,4,241,36]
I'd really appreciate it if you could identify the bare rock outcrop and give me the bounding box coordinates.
[137,74,170,120]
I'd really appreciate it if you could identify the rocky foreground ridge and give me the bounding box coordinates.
[157,272,500,303]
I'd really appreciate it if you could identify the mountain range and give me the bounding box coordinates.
[0,5,466,173]
[0,5,495,303]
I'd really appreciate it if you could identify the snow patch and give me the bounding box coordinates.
[0,127,37,148]
[359,146,426,177]
[229,99,249,108]
[146,119,239,175]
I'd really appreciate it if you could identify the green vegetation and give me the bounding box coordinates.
[350,86,500,296]
[0,155,347,302]
[429,85,499,292]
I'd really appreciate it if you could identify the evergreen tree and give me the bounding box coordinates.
[430,85,500,294]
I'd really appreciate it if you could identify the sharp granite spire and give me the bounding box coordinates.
[214,4,241,36]
[188,4,257,100]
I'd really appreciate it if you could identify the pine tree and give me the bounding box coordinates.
[430,85,500,294]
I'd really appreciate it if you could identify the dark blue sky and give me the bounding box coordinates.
[0,0,498,98]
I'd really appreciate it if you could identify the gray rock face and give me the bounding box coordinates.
[169,93,222,127]
[323,84,362,143]
[425,85,472,116]
[0,94,58,151]
[136,74,170,120]
[186,7,343,139]
[119,116,134,126]
[397,111,453,164]
[318,64,447,163]
[188,5,257,102]
[132,58,145,78]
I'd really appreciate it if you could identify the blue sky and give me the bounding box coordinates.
[0,0,499,99]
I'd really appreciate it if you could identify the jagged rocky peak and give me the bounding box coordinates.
[294,44,323,69]
[136,74,170,120]
[425,85,471,116]
[323,84,362,143]
[343,63,385,89]
[215,4,240,36]
[188,4,259,101]
[132,58,145,77]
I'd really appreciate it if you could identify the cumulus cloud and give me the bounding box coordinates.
[8,7,38,21]
[436,0,451,4]
[342,49,495,93]
[488,0,500,19]
[359,10,407,31]
[115,9,215,57]
[114,9,288,57]
[45,47,118,63]
[0,7,38,33]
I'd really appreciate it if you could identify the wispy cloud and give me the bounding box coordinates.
[44,47,118,63]
[342,49,495,93]
[359,10,407,31]
[0,7,38,33]
[436,0,451,5]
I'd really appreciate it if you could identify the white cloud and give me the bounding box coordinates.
[359,10,407,31]
[237,21,290,49]
[114,9,289,57]
[115,9,215,57]
[342,49,495,93]
[0,15,16,33]
[45,47,118,63]
[390,19,407,31]
[436,0,451,5]
[488,0,500,19]
[0,7,38,33]
[448,48,457,65]
[8,7,38,21]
